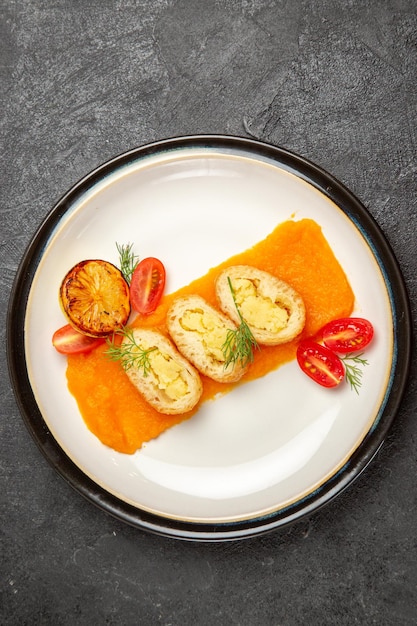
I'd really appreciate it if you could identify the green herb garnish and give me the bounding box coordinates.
[116,242,139,284]
[341,353,369,394]
[106,328,156,376]
[222,277,260,369]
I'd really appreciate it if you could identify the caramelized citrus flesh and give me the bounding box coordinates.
[60,260,130,337]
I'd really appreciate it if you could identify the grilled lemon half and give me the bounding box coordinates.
[60,260,131,337]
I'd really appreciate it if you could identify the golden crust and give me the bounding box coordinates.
[123,328,203,415]
[215,265,305,345]
[167,295,248,383]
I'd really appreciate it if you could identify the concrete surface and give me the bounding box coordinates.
[1,1,416,624]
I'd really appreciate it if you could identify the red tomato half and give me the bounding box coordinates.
[321,317,374,354]
[130,257,166,315]
[297,340,345,388]
[52,324,105,355]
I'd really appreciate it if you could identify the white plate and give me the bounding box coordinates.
[7,136,411,540]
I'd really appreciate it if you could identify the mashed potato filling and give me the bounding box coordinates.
[180,308,228,361]
[138,342,189,400]
[233,278,289,332]
[149,351,189,401]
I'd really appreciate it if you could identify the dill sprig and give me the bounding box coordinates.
[105,328,156,376]
[116,242,139,284]
[341,353,369,394]
[222,277,260,369]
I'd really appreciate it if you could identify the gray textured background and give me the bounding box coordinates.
[2,1,416,624]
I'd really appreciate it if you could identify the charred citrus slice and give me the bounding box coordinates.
[60,260,131,337]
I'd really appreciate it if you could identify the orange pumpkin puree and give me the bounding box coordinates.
[67,219,354,454]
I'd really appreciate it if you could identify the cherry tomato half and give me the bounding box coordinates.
[297,340,345,388]
[321,317,374,354]
[52,324,105,355]
[130,257,166,315]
